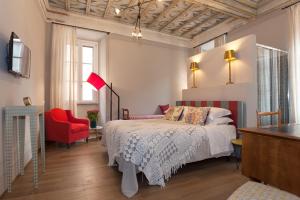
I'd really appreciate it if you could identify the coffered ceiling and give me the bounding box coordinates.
[46,0,296,40]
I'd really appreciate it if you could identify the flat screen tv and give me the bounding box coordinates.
[7,32,31,78]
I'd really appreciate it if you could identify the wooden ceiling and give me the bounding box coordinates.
[47,0,288,39]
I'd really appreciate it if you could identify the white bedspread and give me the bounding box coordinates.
[103,119,236,197]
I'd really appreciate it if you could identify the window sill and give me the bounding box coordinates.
[77,102,99,105]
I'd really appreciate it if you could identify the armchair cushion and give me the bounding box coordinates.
[71,123,89,133]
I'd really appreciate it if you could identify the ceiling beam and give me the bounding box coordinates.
[65,0,70,11]
[140,0,157,19]
[191,17,228,38]
[159,4,195,32]
[191,18,247,46]
[258,0,298,15]
[103,0,112,17]
[238,0,259,9]
[147,0,181,28]
[190,0,256,18]
[120,0,136,22]
[86,0,91,14]
[181,14,219,37]
[171,9,212,35]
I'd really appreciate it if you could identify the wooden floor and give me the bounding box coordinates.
[1,141,248,200]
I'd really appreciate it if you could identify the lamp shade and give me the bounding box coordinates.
[87,72,106,90]
[224,50,236,61]
[190,62,199,71]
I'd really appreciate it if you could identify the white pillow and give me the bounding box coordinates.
[206,117,233,125]
[207,107,231,120]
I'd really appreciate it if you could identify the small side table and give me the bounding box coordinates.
[231,139,242,169]
[4,106,45,192]
[89,126,103,141]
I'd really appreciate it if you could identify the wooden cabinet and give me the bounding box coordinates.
[239,125,300,197]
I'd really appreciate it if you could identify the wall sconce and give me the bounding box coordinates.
[190,62,200,88]
[224,50,237,85]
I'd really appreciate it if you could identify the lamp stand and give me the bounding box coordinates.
[105,82,120,120]
[226,61,234,85]
[192,70,197,88]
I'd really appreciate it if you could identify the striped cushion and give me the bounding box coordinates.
[176,101,245,128]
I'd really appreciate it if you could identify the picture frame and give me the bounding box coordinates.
[23,97,32,106]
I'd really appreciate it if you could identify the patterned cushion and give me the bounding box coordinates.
[159,104,169,114]
[184,107,210,125]
[164,107,175,120]
[228,181,300,200]
[165,106,183,121]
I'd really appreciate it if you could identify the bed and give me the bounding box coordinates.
[102,101,245,197]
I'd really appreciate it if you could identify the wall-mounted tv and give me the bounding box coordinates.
[7,32,31,78]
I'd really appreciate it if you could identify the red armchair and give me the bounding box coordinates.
[45,108,89,147]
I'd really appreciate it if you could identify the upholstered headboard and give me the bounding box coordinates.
[176,101,246,128]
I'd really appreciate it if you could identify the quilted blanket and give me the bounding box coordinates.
[104,119,209,186]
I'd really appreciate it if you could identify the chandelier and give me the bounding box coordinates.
[114,0,162,39]
[131,1,142,39]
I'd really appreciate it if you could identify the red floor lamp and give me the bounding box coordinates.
[87,72,120,120]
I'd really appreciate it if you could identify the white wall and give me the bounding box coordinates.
[0,0,48,195]
[184,35,257,126]
[228,10,289,51]
[107,34,189,116]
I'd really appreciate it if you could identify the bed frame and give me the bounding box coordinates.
[176,101,246,128]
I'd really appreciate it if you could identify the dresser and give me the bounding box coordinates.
[239,125,300,196]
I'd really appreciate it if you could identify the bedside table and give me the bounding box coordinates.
[231,139,242,169]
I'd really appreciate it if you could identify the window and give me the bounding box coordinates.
[194,34,227,54]
[77,40,98,103]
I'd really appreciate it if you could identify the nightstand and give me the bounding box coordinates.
[231,139,242,169]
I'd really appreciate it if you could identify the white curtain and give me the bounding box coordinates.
[50,24,78,115]
[257,46,289,125]
[288,3,300,123]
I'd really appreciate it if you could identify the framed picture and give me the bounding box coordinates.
[23,97,32,106]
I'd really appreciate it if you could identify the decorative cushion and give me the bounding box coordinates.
[179,106,190,121]
[159,104,170,114]
[70,123,89,133]
[164,106,174,120]
[165,106,184,121]
[172,106,184,121]
[184,107,210,125]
